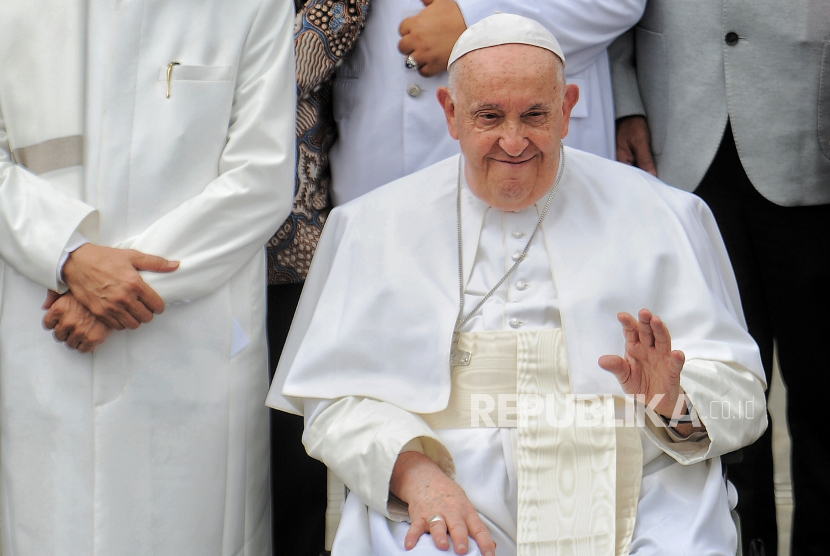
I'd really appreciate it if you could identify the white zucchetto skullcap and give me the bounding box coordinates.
[447,13,565,70]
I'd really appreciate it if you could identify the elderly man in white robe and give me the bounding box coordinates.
[0,0,294,554]
[268,14,767,556]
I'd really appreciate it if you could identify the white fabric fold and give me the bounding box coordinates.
[306,329,751,555]
[0,1,296,554]
[452,0,645,76]
[0,2,90,291]
[303,397,456,519]
[269,149,765,415]
[644,359,768,464]
[0,0,84,151]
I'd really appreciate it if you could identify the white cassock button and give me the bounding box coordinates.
[516,280,529,290]
[511,251,522,261]
[509,318,525,328]
[512,230,525,238]
[407,84,422,97]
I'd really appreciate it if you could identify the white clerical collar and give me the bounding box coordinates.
[458,153,562,289]
[458,158,489,291]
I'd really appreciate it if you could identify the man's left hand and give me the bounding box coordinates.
[398,0,466,77]
[598,308,686,418]
[43,291,113,353]
[62,244,178,331]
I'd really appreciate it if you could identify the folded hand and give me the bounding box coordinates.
[398,0,466,77]
[43,290,113,353]
[62,244,178,331]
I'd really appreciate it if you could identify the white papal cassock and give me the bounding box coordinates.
[0,1,295,554]
[267,148,768,555]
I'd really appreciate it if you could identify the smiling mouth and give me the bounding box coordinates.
[494,157,533,165]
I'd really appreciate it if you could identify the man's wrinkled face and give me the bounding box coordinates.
[438,44,579,211]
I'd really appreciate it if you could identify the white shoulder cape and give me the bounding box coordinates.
[267,148,764,414]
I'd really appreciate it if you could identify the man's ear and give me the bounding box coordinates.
[437,86,459,140]
[559,83,580,139]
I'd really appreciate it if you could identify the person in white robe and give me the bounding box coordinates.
[267,15,767,556]
[328,0,647,206]
[0,0,294,554]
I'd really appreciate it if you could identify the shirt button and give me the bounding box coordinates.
[407,84,422,97]
[512,230,525,239]
[516,280,529,291]
[509,318,525,328]
[511,251,523,261]
[725,32,739,46]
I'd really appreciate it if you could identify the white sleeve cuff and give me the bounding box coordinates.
[388,438,425,521]
[303,397,455,520]
[642,359,767,465]
[664,423,709,444]
[57,231,90,287]
[642,405,711,464]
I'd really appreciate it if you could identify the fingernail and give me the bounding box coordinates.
[485,552,494,556]
[405,541,414,549]
[458,544,466,552]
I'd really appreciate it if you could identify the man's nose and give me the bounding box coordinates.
[498,123,529,157]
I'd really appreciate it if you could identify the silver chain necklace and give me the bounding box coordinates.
[451,144,566,366]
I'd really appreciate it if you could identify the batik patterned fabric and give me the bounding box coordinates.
[267,0,370,284]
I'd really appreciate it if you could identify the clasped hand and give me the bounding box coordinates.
[42,244,178,352]
[398,0,466,77]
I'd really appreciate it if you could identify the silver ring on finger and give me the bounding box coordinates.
[405,54,418,70]
[428,515,445,525]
